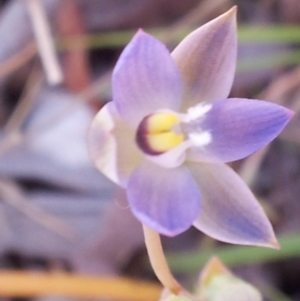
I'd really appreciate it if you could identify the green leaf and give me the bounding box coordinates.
[166,234,300,273]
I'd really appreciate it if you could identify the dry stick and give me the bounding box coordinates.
[56,0,93,97]
[0,67,42,157]
[0,42,37,79]
[0,180,75,241]
[239,147,270,186]
[0,42,38,157]
[26,0,63,85]
[0,69,73,240]
[0,271,161,301]
[78,70,112,103]
[5,68,42,133]
[143,225,182,295]
[260,65,300,104]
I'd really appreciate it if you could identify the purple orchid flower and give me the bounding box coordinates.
[88,7,293,247]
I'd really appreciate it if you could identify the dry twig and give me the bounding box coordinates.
[26,0,63,85]
[0,179,75,240]
[0,271,161,301]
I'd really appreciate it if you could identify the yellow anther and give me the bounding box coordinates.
[136,112,184,155]
[147,113,180,134]
[147,132,184,153]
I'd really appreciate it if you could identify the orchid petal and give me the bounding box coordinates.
[127,160,201,236]
[145,140,191,169]
[88,102,143,187]
[113,30,182,128]
[187,162,278,247]
[172,7,237,111]
[187,98,294,163]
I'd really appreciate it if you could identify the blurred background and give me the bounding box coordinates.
[0,0,299,300]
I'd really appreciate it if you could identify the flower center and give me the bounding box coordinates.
[136,113,184,155]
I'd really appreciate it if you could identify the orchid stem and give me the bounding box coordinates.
[143,225,182,294]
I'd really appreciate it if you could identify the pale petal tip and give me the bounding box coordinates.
[130,28,147,43]
[219,6,237,22]
[201,6,237,32]
[268,238,281,250]
[286,108,295,119]
[137,28,145,35]
[258,234,280,250]
[135,28,154,41]
[229,5,237,14]
[281,107,295,127]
